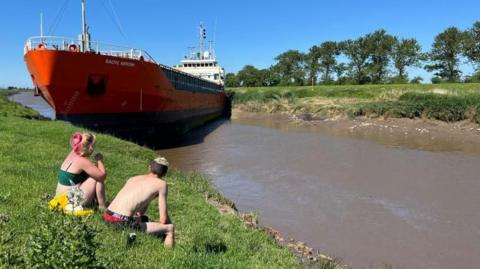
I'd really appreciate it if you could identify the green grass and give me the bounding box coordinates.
[0,89,39,118]
[228,83,480,123]
[0,92,304,268]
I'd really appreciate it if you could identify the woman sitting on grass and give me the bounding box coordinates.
[56,132,107,209]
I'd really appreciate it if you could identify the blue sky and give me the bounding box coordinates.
[0,0,479,87]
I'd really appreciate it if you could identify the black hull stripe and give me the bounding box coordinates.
[56,107,224,133]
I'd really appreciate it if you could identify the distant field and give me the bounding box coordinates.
[228,83,480,123]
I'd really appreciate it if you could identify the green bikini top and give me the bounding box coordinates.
[57,162,89,186]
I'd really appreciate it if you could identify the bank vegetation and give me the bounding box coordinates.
[229,83,480,124]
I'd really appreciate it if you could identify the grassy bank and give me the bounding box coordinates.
[0,91,314,268]
[228,83,480,123]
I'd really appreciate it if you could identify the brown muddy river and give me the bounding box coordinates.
[11,92,480,268]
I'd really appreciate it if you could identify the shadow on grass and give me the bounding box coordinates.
[193,242,228,254]
[21,114,51,121]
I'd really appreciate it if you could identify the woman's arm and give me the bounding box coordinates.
[81,154,106,182]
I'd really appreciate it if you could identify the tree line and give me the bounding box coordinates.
[225,21,480,87]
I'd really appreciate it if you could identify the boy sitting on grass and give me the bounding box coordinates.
[102,157,174,247]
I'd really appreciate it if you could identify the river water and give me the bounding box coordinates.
[11,92,480,268]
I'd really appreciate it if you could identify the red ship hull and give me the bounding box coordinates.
[24,49,229,141]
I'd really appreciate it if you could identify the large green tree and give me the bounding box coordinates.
[235,66,278,87]
[425,27,467,82]
[333,63,348,84]
[225,73,240,87]
[306,45,321,85]
[237,65,262,87]
[464,21,480,69]
[365,29,396,83]
[317,41,340,83]
[272,50,306,86]
[339,38,371,84]
[392,38,422,82]
[262,68,281,86]
[306,42,339,85]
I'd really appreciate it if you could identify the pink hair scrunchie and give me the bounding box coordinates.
[70,132,83,155]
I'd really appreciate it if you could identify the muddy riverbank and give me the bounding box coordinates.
[234,109,480,154]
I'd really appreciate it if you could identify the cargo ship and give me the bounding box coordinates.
[23,1,229,143]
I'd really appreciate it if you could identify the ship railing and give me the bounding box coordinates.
[24,36,156,63]
[158,62,224,89]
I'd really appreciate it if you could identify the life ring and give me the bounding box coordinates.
[38,43,46,50]
[69,44,78,52]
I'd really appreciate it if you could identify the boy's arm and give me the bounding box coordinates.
[158,182,170,224]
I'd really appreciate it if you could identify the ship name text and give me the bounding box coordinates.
[105,59,135,67]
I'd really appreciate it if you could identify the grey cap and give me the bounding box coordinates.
[153,157,169,167]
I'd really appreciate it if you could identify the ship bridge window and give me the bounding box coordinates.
[87,74,107,96]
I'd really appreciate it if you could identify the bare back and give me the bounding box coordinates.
[108,175,165,217]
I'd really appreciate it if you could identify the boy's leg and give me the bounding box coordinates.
[141,222,175,247]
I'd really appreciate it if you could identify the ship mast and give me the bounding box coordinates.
[81,0,90,52]
[40,13,43,37]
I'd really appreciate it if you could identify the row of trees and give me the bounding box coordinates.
[226,21,480,87]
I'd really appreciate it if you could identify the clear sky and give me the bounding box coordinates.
[0,0,479,87]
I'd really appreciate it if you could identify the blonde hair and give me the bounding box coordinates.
[71,132,96,156]
[150,156,169,177]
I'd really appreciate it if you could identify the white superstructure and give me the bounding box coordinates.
[174,23,225,85]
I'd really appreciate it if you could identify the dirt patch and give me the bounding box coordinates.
[204,192,343,268]
[431,88,449,95]
[295,114,480,154]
